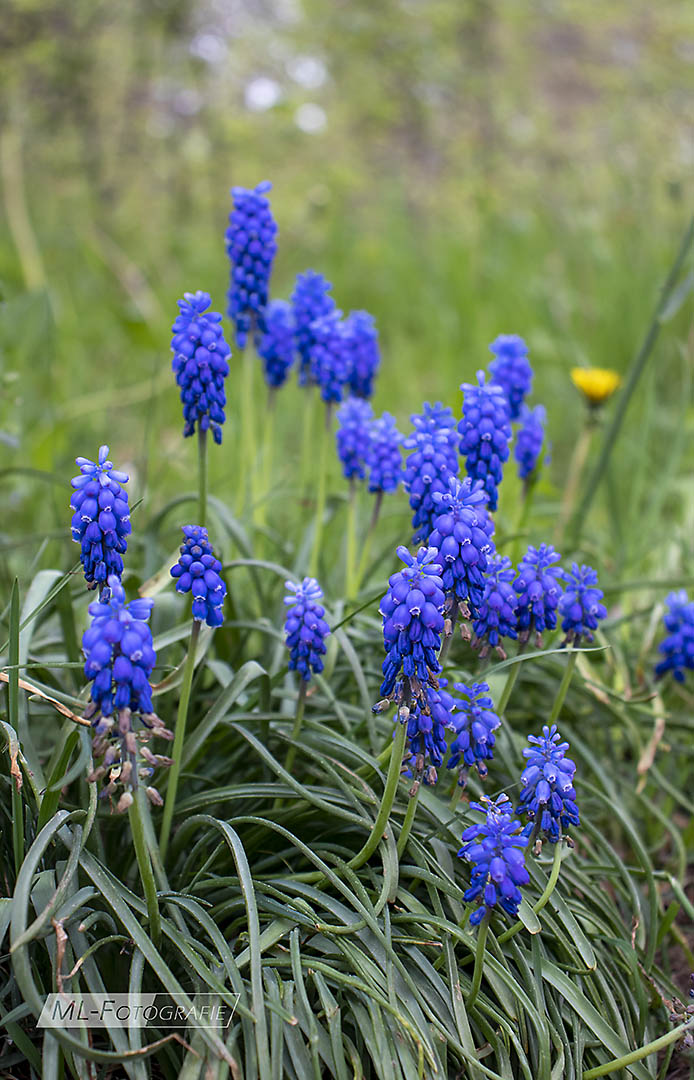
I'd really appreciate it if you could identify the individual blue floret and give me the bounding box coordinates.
[284,578,330,681]
[170,525,226,627]
[515,404,547,481]
[488,334,533,421]
[335,397,374,481]
[171,290,232,445]
[225,180,278,347]
[458,371,512,512]
[427,477,496,618]
[255,299,295,389]
[655,591,694,682]
[458,794,530,926]
[70,446,131,590]
[518,724,579,843]
[472,556,518,657]
[447,681,501,784]
[344,310,380,398]
[514,543,564,643]
[558,563,607,645]
[291,270,336,386]
[366,412,404,494]
[309,310,350,405]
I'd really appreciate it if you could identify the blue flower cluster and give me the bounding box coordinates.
[401,678,457,786]
[488,334,533,421]
[514,543,564,643]
[379,546,445,705]
[447,682,501,783]
[366,412,404,494]
[291,270,336,386]
[284,578,331,681]
[335,397,373,481]
[170,525,226,627]
[256,300,295,389]
[472,556,518,657]
[655,591,694,682]
[171,291,232,445]
[515,404,547,481]
[519,725,579,843]
[458,794,530,926]
[344,310,380,399]
[458,371,512,512]
[403,402,460,542]
[225,180,278,347]
[427,477,496,616]
[310,310,350,404]
[71,446,131,589]
[559,563,607,645]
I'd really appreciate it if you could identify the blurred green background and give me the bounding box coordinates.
[1,0,694,582]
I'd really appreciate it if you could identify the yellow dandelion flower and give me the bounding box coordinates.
[570,367,621,406]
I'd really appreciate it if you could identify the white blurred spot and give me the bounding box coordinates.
[244,77,283,112]
[173,89,203,116]
[294,103,327,134]
[286,55,327,89]
[190,32,228,65]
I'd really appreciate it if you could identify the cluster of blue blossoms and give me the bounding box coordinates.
[256,299,296,389]
[655,591,694,682]
[488,334,533,421]
[310,310,351,404]
[345,310,380,398]
[447,682,501,783]
[291,270,336,386]
[459,795,531,926]
[366,413,404,494]
[558,564,607,645]
[170,291,232,445]
[458,372,512,512]
[471,556,518,656]
[427,477,496,617]
[336,397,373,481]
[519,725,579,844]
[401,679,457,788]
[514,543,564,643]
[515,404,547,481]
[170,526,227,627]
[403,402,459,542]
[71,446,131,590]
[284,578,331,681]
[225,180,278,347]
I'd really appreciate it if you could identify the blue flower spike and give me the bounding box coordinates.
[225,180,278,347]
[291,270,336,386]
[366,412,404,494]
[458,371,512,512]
[284,578,331,681]
[558,563,607,645]
[82,575,172,811]
[170,526,226,627]
[256,299,295,389]
[488,334,533,421]
[655,591,694,682]
[344,310,380,399]
[428,476,496,625]
[514,543,564,646]
[403,402,459,543]
[400,678,458,791]
[519,725,579,848]
[336,397,374,482]
[71,446,131,590]
[471,555,518,658]
[458,794,530,927]
[310,309,351,405]
[515,404,548,484]
[171,290,231,445]
[447,681,501,786]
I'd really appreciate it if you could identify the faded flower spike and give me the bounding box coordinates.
[570,366,621,407]
[366,412,404,494]
[471,556,518,657]
[514,543,564,644]
[558,563,607,645]
[655,591,694,682]
[82,575,171,808]
[447,681,501,785]
[458,371,512,512]
[428,476,496,619]
[310,310,350,404]
[291,270,336,386]
[71,445,131,589]
[225,180,278,347]
[458,794,530,926]
[256,299,296,389]
[344,310,380,399]
[488,334,533,421]
[400,678,458,789]
[171,290,231,445]
[379,546,445,707]
[284,577,330,681]
[336,397,374,481]
[404,402,459,542]
[170,525,226,627]
[518,725,579,843]
[515,404,547,482]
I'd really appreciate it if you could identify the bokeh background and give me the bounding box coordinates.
[2,0,694,579]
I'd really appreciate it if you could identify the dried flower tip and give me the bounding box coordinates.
[146,786,164,807]
[116,791,134,813]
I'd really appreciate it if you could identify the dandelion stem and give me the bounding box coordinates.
[548,649,578,726]
[345,479,358,599]
[197,427,208,528]
[309,405,331,577]
[160,620,200,861]
[555,420,593,543]
[397,785,420,857]
[466,909,490,1011]
[128,787,161,947]
[353,490,384,594]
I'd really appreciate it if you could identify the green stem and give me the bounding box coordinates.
[345,480,358,599]
[496,662,521,717]
[349,721,406,872]
[510,482,536,566]
[555,420,593,544]
[548,649,578,726]
[160,620,200,861]
[353,490,383,594]
[582,1017,694,1080]
[197,427,208,528]
[9,579,23,877]
[257,388,276,532]
[466,910,490,1011]
[128,787,161,947]
[496,837,564,946]
[449,781,463,813]
[282,680,307,779]
[238,342,257,519]
[397,785,421,857]
[309,405,331,577]
[299,386,316,498]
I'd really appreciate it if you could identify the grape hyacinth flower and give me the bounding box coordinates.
[471,556,518,658]
[70,446,131,590]
[377,546,445,709]
[458,371,512,512]
[170,526,226,627]
[447,681,501,785]
[335,397,373,481]
[404,402,460,542]
[82,575,171,810]
[401,678,458,788]
[427,477,496,620]
[515,404,547,482]
[558,563,607,645]
[655,591,694,682]
[256,299,295,389]
[514,543,564,645]
[518,725,579,844]
[310,310,350,405]
[292,270,336,386]
[488,334,533,421]
[412,401,460,467]
[458,794,530,926]
[225,180,278,347]
[366,412,404,494]
[170,291,231,445]
[344,310,380,398]
[284,578,331,681]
